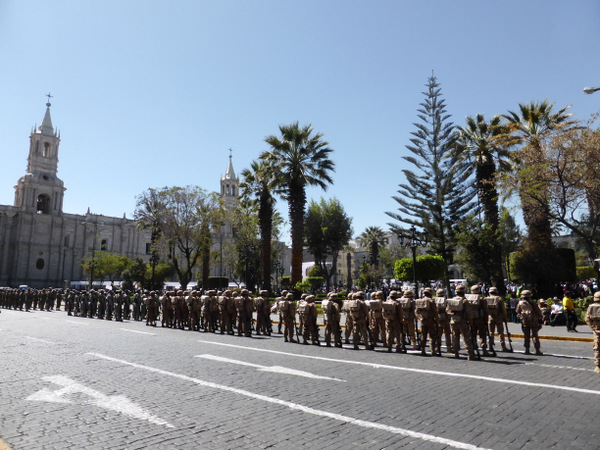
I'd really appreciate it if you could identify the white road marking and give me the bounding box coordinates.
[523,362,596,372]
[120,328,156,336]
[25,336,54,344]
[197,340,600,396]
[66,320,89,326]
[195,354,345,382]
[87,352,487,450]
[27,375,174,428]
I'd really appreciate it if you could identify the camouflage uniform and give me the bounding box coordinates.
[399,290,419,350]
[446,285,475,360]
[515,290,543,355]
[434,289,453,354]
[383,291,406,353]
[486,286,509,352]
[415,288,439,356]
[585,291,600,374]
[279,293,297,343]
[322,293,342,347]
[368,291,387,347]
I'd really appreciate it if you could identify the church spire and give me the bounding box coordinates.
[223,148,237,181]
[38,93,56,137]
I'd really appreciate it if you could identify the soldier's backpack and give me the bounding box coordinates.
[297,300,308,317]
[398,297,414,312]
[368,299,383,318]
[587,304,600,328]
[518,299,533,320]
[278,299,289,313]
[464,294,483,320]
[346,300,363,320]
[415,298,432,319]
[218,295,228,306]
[485,296,501,313]
[446,297,464,312]
[382,300,397,321]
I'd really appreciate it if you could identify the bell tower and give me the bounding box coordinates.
[220,149,239,210]
[14,95,66,215]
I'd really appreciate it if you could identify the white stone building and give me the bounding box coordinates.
[0,101,151,288]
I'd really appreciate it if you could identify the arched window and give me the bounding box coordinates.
[36,258,45,270]
[36,194,51,214]
[43,142,51,157]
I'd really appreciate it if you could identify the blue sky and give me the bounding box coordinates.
[1,1,599,244]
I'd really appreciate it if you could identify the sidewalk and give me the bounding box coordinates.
[272,313,595,343]
[505,321,595,342]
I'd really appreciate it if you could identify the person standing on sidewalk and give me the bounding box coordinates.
[585,291,600,374]
[563,291,578,332]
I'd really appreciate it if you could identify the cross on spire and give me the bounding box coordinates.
[229,148,233,159]
[45,92,53,107]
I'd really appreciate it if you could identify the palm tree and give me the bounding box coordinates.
[261,122,335,287]
[358,226,385,267]
[240,160,278,291]
[503,101,577,296]
[454,114,510,293]
[503,101,576,249]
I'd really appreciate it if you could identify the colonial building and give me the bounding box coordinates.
[0,101,151,288]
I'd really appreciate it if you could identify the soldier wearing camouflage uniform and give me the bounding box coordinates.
[399,290,419,350]
[446,285,475,360]
[368,291,387,348]
[585,291,600,374]
[516,289,543,355]
[322,292,342,347]
[486,286,509,352]
[342,293,355,345]
[301,295,320,345]
[278,292,297,343]
[465,285,489,356]
[415,287,439,356]
[382,291,406,353]
[347,291,372,350]
[434,289,453,354]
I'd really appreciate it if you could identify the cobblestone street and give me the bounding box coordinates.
[1,309,598,449]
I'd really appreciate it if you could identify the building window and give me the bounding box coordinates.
[36,194,50,214]
[146,243,152,255]
[43,142,51,157]
[101,239,108,251]
[36,258,45,270]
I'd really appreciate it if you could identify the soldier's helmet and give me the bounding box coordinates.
[306,295,315,302]
[489,287,498,295]
[520,290,532,299]
[241,289,249,296]
[423,287,433,297]
[389,290,399,299]
[207,290,217,296]
[375,291,384,299]
[285,293,294,300]
[281,290,289,296]
[223,290,232,297]
[470,285,481,294]
[435,289,445,297]
[329,292,338,299]
[455,285,466,294]
[402,290,415,298]
[594,291,600,302]
[259,290,268,296]
[355,291,365,299]
[301,293,308,299]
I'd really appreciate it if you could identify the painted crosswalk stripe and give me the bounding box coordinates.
[87,352,488,450]
[197,340,600,396]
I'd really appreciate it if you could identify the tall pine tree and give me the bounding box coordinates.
[386,73,475,292]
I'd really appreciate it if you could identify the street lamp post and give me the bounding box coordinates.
[584,86,600,95]
[397,226,429,297]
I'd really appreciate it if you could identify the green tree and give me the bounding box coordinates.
[387,73,474,293]
[455,216,502,285]
[394,254,445,283]
[122,257,173,290]
[358,226,385,267]
[498,208,522,282]
[134,186,224,289]
[262,122,335,287]
[304,197,353,289]
[454,114,510,294]
[502,101,576,296]
[230,201,262,290]
[240,160,278,291]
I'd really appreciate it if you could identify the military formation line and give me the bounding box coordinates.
[2,284,547,361]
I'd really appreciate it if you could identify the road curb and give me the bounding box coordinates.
[507,333,594,343]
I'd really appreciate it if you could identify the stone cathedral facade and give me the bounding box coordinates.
[0,102,152,288]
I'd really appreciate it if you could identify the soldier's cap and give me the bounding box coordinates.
[594,291,600,301]
[306,295,315,302]
[281,290,289,296]
[435,289,445,297]
[489,287,498,294]
[423,287,433,296]
[455,285,466,293]
[241,289,249,295]
[285,293,294,300]
[552,297,560,302]
[389,290,399,298]
[329,292,338,298]
[520,290,532,298]
[355,291,365,299]
[375,291,384,299]
[207,290,216,295]
[470,285,481,294]
[223,290,232,296]
[301,293,307,299]
[259,290,268,296]
[402,290,415,298]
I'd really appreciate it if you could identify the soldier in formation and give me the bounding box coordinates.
[515,290,543,355]
[585,291,600,374]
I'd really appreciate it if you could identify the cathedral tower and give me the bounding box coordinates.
[14,98,65,215]
[220,151,239,210]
